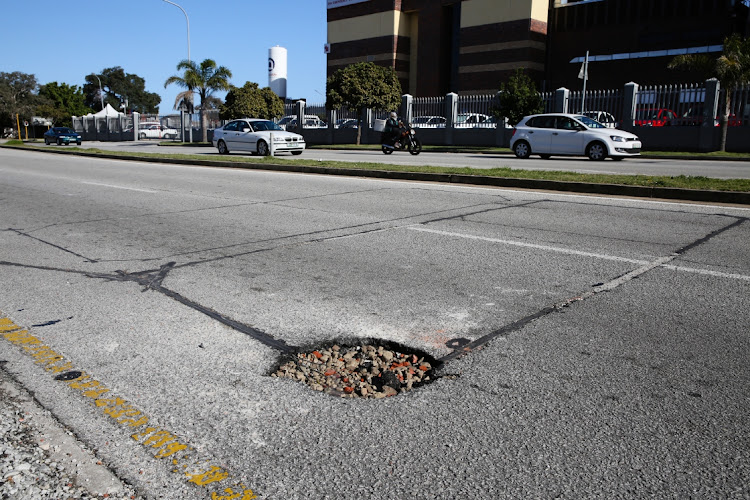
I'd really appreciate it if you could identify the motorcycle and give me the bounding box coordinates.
[381,123,422,155]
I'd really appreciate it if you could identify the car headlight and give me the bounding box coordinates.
[610,135,626,142]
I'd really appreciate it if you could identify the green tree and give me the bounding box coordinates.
[219,82,284,120]
[165,59,233,142]
[36,82,92,126]
[0,71,40,132]
[326,62,402,144]
[669,34,750,152]
[493,68,543,126]
[83,67,161,114]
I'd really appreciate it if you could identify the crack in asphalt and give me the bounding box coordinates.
[1,260,295,354]
[7,199,522,266]
[8,228,98,263]
[438,217,747,362]
[4,194,747,364]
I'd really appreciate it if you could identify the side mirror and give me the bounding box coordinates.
[242,127,251,132]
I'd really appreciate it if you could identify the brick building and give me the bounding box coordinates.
[326,0,549,96]
[327,0,750,96]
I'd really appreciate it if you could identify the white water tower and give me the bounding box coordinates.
[268,46,288,99]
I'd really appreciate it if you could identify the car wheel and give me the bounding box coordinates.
[513,140,531,159]
[217,140,229,155]
[540,154,551,160]
[257,140,270,156]
[587,141,607,161]
[139,132,146,139]
[57,139,62,146]
[76,141,81,146]
[381,145,393,155]
[44,138,50,145]
[291,151,303,156]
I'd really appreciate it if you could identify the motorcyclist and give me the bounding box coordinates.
[383,112,401,148]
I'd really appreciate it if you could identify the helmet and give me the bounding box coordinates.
[390,112,397,119]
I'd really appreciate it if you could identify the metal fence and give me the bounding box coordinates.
[455,94,498,128]
[71,80,749,144]
[540,91,555,113]
[412,96,445,128]
[728,84,750,125]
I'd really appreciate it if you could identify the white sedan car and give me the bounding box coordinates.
[510,113,641,161]
[212,118,305,156]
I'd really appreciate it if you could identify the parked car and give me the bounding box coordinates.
[278,115,326,129]
[138,123,179,139]
[510,113,641,161]
[456,113,492,127]
[335,118,358,129]
[212,118,305,156]
[411,116,446,128]
[672,106,743,127]
[44,127,82,145]
[581,110,618,128]
[634,108,677,127]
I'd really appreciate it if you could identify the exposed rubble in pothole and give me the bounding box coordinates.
[272,343,439,398]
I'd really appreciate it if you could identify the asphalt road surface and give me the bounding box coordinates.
[1,147,749,499]
[69,140,750,179]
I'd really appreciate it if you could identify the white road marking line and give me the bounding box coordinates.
[81,182,157,193]
[408,226,750,281]
[662,265,750,281]
[407,226,650,264]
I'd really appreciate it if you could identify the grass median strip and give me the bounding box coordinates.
[4,142,750,193]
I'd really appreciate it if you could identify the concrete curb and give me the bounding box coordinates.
[4,144,749,205]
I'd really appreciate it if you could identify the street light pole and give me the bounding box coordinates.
[163,0,192,143]
[94,74,104,111]
[162,0,190,63]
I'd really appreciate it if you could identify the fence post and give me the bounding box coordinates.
[401,94,413,125]
[699,78,720,152]
[361,107,372,143]
[554,88,569,113]
[445,92,458,145]
[622,82,638,132]
[327,108,336,145]
[132,112,139,141]
[295,100,305,133]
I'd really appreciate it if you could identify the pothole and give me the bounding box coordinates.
[271,339,441,398]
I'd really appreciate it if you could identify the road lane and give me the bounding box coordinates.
[1,148,749,498]
[65,140,750,179]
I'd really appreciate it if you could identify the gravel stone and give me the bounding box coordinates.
[272,343,437,398]
[1,371,143,500]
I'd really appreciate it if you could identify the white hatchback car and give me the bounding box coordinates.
[510,113,641,161]
[213,118,305,156]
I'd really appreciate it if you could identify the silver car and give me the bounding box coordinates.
[212,119,305,156]
[510,113,641,161]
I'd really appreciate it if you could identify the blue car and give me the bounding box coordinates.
[44,127,82,145]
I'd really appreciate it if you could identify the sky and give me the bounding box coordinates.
[2,0,328,113]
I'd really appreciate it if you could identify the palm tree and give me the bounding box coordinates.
[668,34,750,152]
[165,59,232,142]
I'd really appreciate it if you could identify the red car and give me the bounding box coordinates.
[634,108,677,126]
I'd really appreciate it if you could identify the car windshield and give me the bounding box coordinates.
[251,120,283,132]
[56,128,75,134]
[574,115,605,129]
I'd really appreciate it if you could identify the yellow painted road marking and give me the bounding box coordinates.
[0,314,258,499]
